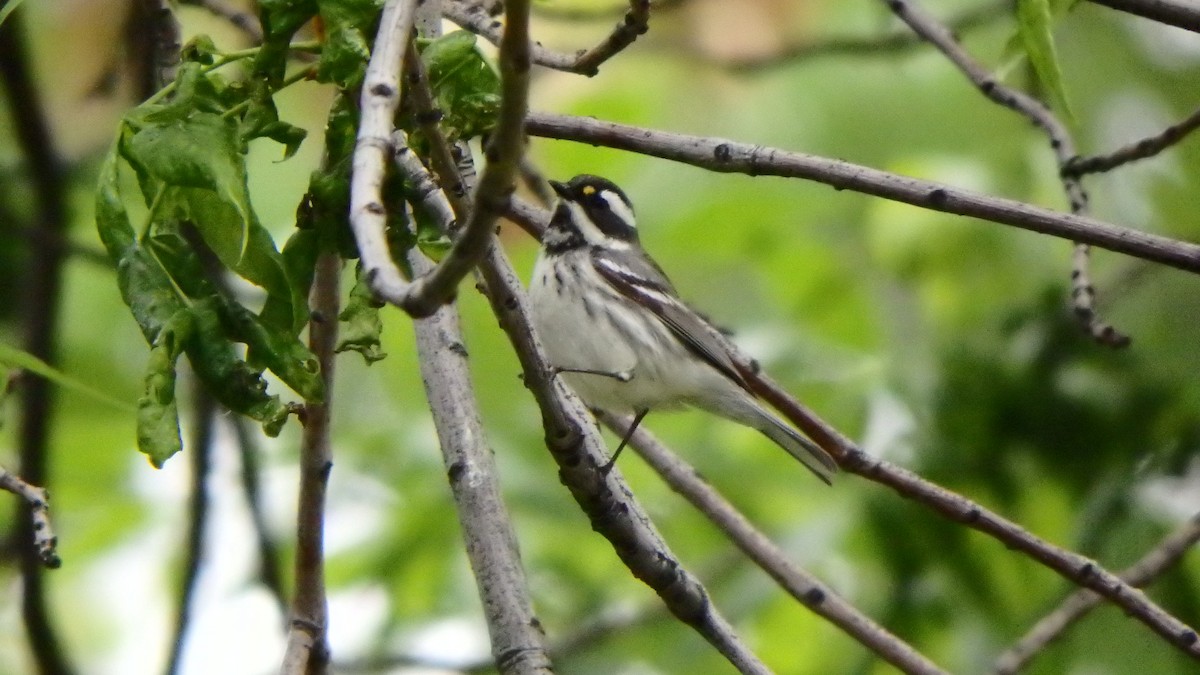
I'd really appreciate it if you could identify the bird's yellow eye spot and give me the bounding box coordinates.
[581,185,596,196]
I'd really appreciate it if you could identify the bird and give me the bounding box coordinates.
[528,173,838,484]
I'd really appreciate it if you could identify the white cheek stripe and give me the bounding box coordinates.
[600,191,637,230]
[566,200,608,246]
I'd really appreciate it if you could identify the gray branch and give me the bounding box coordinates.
[1086,0,1200,32]
[396,76,554,671]
[443,0,650,76]
[279,252,341,675]
[994,511,1200,674]
[0,466,59,569]
[522,111,1200,276]
[878,0,1126,345]
[1065,104,1200,176]
[598,412,948,675]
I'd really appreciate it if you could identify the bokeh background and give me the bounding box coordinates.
[2,0,1200,673]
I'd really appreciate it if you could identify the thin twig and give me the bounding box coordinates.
[0,467,59,569]
[279,252,341,675]
[399,2,555,667]
[164,390,217,675]
[522,112,1200,278]
[743,371,1200,663]
[231,416,287,610]
[878,0,1127,346]
[0,10,76,674]
[1085,0,1200,33]
[179,0,264,43]
[994,512,1200,674]
[443,0,650,76]
[1065,105,1200,176]
[571,0,651,76]
[349,0,528,318]
[717,1,1010,72]
[598,412,948,675]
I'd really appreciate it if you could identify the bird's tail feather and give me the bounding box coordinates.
[755,410,838,485]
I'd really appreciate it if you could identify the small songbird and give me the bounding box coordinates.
[528,174,837,483]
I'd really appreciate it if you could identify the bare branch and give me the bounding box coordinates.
[0,467,59,569]
[598,412,948,675]
[1065,105,1200,176]
[571,0,651,76]
[444,2,578,72]
[741,371,1200,663]
[396,130,555,672]
[1085,0,1200,33]
[164,390,217,675]
[523,112,1200,277]
[179,0,264,43]
[350,0,530,318]
[280,252,341,675]
[717,1,1009,72]
[994,512,1200,674]
[232,416,287,610]
[0,10,76,673]
[443,0,651,76]
[877,0,1127,346]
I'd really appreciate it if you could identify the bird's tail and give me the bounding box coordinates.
[754,410,838,484]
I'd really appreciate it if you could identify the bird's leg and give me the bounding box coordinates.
[600,408,650,475]
[551,366,633,382]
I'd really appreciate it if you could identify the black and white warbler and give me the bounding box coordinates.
[529,174,838,484]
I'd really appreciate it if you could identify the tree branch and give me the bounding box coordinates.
[179,0,264,44]
[715,1,1009,72]
[1064,104,1200,176]
[742,371,1200,663]
[280,252,341,675]
[349,0,529,318]
[571,0,651,76]
[878,0,1127,346]
[0,10,76,674]
[0,467,59,569]
[443,0,650,76]
[523,111,1200,276]
[1085,0,1200,33]
[994,511,1200,674]
[597,412,947,675]
[164,389,217,675]
[395,51,554,668]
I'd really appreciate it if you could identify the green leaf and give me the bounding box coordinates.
[316,0,385,89]
[0,0,29,29]
[337,265,386,364]
[218,300,325,402]
[137,311,193,468]
[303,92,361,257]
[255,0,319,85]
[240,79,308,159]
[0,342,135,413]
[187,298,295,435]
[1015,0,1073,120]
[180,35,219,65]
[420,31,500,141]
[125,111,254,259]
[178,189,307,333]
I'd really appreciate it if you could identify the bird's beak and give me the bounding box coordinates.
[548,180,569,199]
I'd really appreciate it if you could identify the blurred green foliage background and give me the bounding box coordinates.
[2,0,1200,673]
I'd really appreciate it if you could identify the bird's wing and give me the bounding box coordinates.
[591,247,750,390]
